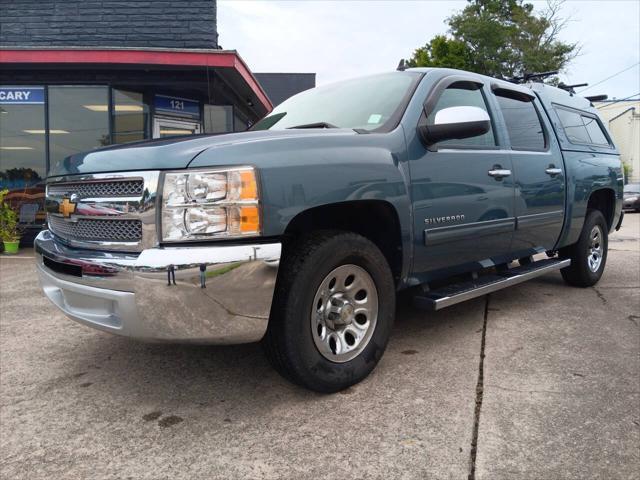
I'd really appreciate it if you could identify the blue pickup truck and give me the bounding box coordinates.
[36,68,623,392]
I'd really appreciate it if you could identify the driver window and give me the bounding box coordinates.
[427,83,496,147]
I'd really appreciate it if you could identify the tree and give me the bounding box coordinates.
[408,35,471,71]
[406,0,578,80]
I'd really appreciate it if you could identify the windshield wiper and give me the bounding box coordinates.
[287,122,339,129]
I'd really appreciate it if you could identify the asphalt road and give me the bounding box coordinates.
[1,214,638,479]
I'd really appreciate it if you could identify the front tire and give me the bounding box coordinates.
[560,209,608,287]
[263,231,395,393]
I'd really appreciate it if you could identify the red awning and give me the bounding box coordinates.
[0,48,272,112]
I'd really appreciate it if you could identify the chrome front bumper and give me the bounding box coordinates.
[35,230,281,344]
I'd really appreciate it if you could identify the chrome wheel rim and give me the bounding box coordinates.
[587,225,603,273]
[311,264,379,363]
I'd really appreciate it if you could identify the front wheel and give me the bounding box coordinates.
[263,231,395,393]
[560,209,609,287]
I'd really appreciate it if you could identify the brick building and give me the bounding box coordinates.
[0,1,314,245]
[0,0,220,49]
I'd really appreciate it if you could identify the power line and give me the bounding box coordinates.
[578,62,640,93]
[597,92,640,110]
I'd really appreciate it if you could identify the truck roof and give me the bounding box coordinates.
[526,81,597,114]
[406,67,599,115]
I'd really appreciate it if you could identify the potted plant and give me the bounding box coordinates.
[0,189,21,254]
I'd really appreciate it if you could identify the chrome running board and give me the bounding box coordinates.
[413,258,571,311]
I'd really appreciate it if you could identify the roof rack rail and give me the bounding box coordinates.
[508,70,558,84]
[558,82,588,94]
[585,94,608,102]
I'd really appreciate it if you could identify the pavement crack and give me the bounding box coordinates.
[468,294,489,480]
[483,384,568,395]
[484,383,640,395]
[597,286,640,290]
[592,287,607,305]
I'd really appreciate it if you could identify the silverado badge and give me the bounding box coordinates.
[424,214,465,225]
[59,198,77,218]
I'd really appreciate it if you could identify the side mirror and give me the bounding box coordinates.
[418,106,491,146]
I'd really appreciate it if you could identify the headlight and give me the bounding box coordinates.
[161,167,260,242]
[627,196,638,202]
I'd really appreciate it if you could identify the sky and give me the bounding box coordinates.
[218,0,640,100]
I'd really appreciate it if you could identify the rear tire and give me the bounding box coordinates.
[560,209,608,287]
[263,231,395,393]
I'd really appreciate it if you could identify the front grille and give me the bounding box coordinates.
[49,215,142,242]
[46,172,158,251]
[47,180,144,198]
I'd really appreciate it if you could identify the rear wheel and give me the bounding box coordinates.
[263,231,395,393]
[560,209,608,287]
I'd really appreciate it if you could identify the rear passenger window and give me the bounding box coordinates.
[555,107,611,146]
[582,115,610,146]
[555,108,591,143]
[495,95,546,150]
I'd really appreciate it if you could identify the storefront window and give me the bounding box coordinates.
[113,89,149,144]
[0,87,47,229]
[204,105,233,134]
[234,112,249,132]
[48,86,110,168]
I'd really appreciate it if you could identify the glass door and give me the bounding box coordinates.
[153,117,201,138]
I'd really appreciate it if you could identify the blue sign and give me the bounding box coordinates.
[154,95,200,119]
[0,87,45,105]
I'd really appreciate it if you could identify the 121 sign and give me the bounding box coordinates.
[154,95,200,119]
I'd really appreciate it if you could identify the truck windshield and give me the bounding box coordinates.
[251,71,422,132]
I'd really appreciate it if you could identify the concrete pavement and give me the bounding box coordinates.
[1,214,638,479]
[476,214,640,479]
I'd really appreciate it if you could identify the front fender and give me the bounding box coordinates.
[189,128,413,282]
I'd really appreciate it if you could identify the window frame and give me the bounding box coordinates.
[47,84,113,169]
[203,104,234,134]
[0,86,48,178]
[492,90,549,153]
[580,112,612,147]
[111,88,150,144]
[553,104,614,149]
[0,84,49,228]
[420,75,500,151]
[0,84,53,177]
[44,86,50,174]
[40,84,153,174]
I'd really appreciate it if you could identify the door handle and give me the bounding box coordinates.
[545,167,562,176]
[488,169,511,179]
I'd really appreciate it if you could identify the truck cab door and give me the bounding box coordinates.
[490,87,565,255]
[408,76,516,281]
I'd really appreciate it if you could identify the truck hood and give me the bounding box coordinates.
[48,129,357,177]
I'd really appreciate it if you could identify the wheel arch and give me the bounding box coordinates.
[282,200,404,285]
[587,187,616,231]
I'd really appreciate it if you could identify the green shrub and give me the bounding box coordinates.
[0,189,20,242]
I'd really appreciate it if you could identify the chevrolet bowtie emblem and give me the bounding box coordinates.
[59,198,77,218]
